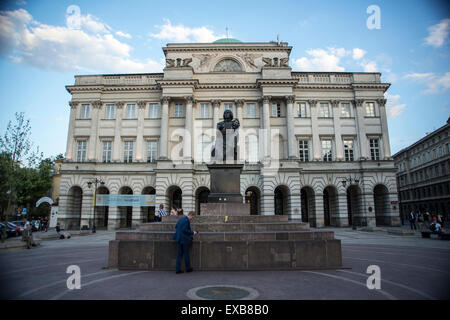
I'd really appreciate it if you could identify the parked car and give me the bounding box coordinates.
[8,222,23,235]
[0,222,19,238]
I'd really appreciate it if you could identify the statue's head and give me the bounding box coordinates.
[223,109,233,121]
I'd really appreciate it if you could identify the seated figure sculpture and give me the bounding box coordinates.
[211,109,240,161]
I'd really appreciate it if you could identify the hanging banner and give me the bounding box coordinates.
[95,194,156,207]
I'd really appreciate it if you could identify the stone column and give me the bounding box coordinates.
[235,99,245,161]
[336,193,349,227]
[113,102,124,162]
[285,95,296,159]
[331,100,343,160]
[377,98,391,158]
[81,191,93,229]
[107,206,121,230]
[354,99,367,159]
[88,100,101,161]
[184,96,193,161]
[66,101,78,160]
[308,100,320,160]
[262,96,271,160]
[212,99,221,129]
[136,101,146,162]
[131,206,143,228]
[314,192,325,227]
[159,97,170,159]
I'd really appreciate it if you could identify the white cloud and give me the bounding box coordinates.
[352,48,366,60]
[359,60,378,72]
[385,93,406,118]
[293,47,348,71]
[0,9,162,73]
[404,72,450,94]
[149,18,224,43]
[424,18,450,47]
[116,30,132,39]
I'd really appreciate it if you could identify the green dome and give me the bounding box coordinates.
[213,38,242,43]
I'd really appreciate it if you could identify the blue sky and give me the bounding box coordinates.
[0,0,449,159]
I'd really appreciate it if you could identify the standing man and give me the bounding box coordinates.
[156,204,167,222]
[172,211,198,274]
[409,210,417,230]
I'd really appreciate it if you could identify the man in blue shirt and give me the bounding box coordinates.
[173,211,198,274]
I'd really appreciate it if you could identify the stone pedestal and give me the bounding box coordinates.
[200,203,250,216]
[207,163,245,204]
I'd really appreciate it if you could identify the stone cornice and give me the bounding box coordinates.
[256,79,299,87]
[295,84,352,90]
[351,83,390,92]
[197,83,257,90]
[155,79,199,88]
[66,85,161,93]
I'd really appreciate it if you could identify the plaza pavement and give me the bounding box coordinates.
[0,225,449,300]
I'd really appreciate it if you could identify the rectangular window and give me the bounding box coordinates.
[147,141,157,163]
[321,140,332,162]
[298,103,307,117]
[126,104,136,119]
[200,104,210,118]
[370,138,380,160]
[365,102,375,117]
[77,140,87,162]
[319,103,330,117]
[343,139,354,161]
[123,141,134,163]
[81,104,90,119]
[272,103,281,117]
[439,146,443,157]
[105,104,115,119]
[433,149,437,159]
[174,104,183,117]
[298,140,309,162]
[149,104,159,118]
[246,103,256,118]
[245,135,259,163]
[224,103,233,113]
[341,103,351,117]
[102,141,112,163]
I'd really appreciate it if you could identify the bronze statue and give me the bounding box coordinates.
[211,109,240,161]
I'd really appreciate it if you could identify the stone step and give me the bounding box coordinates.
[108,239,342,270]
[116,230,335,242]
[139,222,310,232]
[160,215,290,224]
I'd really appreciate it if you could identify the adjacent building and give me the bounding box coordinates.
[59,39,400,230]
[394,118,450,222]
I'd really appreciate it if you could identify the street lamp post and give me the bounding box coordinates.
[87,178,105,233]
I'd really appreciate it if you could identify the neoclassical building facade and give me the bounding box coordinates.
[59,39,400,230]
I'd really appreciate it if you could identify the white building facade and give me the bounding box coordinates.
[59,40,400,230]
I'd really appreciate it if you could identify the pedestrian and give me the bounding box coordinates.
[177,208,184,216]
[172,211,198,274]
[156,204,167,222]
[423,211,430,229]
[417,211,424,230]
[408,211,417,230]
[170,206,178,216]
[25,221,33,249]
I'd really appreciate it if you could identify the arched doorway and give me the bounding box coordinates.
[274,185,289,215]
[347,185,362,226]
[167,186,182,210]
[67,186,82,230]
[323,186,338,226]
[374,184,390,226]
[142,186,156,222]
[96,186,109,229]
[245,187,261,215]
[119,186,133,228]
[301,187,315,223]
[195,187,210,215]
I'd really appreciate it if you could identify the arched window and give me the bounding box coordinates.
[213,59,242,72]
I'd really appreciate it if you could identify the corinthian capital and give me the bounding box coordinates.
[377,98,387,107]
[308,99,317,106]
[161,96,170,105]
[115,101,124,109]
[285,95,295,104]
[185,96,194,104]
[330,100,339,108]
[211,99,221,108]
[234,99,245,107]
[91,100,102,109]
[137,101,147,109]
[355,99,364,107]
[262,96,271,104]
[69,101,78,109]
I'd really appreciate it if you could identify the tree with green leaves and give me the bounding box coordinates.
[0,112,42,241]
